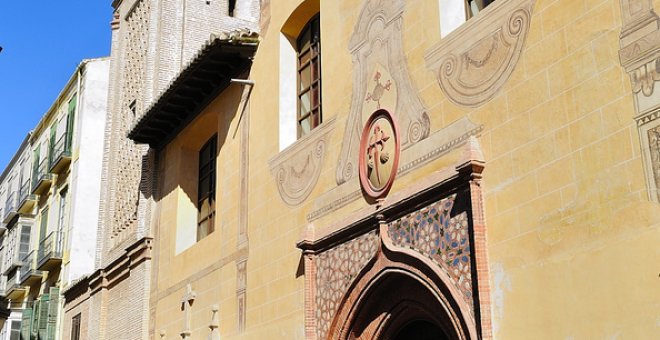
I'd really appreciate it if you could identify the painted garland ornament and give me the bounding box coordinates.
[359,109,401,199]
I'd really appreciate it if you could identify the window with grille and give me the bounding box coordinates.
[197,135,217,241]
[297,15,321,137]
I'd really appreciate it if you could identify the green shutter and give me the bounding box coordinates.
[31,301,39,338]
[20,307,32,340]
[37,294,50,339]
[46,287,60,340]
[48,123,57,167]
[32,147,40,187]
[66,95,76,151]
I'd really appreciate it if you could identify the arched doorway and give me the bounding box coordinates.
[328,249,476,340]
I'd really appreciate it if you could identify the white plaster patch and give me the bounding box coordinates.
[439,0,467,37]
[491,262,512,336]
[279,33,298,151]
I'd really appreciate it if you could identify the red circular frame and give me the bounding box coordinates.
[358,109,401,200]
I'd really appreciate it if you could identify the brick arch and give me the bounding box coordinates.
[327,227,479,340]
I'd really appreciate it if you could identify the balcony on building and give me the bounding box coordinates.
[17,180,37,215]
[19,250,42,286]
[49,133,72,174]
[31,160,54,196]
[5,267,26,300]
[37,231,63,271]
[2,191,18,224]
[0,274,6,298]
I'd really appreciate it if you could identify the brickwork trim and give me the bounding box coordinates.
[85,237,153,294]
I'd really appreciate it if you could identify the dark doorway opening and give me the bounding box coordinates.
[393,319,450,340]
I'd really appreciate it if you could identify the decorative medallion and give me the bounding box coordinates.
[359,110,400,199]
[425,0,536,107]
[336,0,430,185]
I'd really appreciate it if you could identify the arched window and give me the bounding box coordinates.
[278,0,321,150]
[296,15,321,137]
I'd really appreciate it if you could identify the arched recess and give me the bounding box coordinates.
[327,229,479,340]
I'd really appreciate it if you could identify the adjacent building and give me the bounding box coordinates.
[0,134,34,340]
[0,58,109,340]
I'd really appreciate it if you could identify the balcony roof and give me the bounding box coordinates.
[127,31,259,149]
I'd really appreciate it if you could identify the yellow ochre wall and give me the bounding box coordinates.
[151,0,659,339]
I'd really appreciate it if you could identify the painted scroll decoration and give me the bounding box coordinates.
[425,0,536,107]
[618,0,660,202]
[336,0,430,185]
[269,118,336,206]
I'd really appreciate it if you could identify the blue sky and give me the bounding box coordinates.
[0,2,111,171]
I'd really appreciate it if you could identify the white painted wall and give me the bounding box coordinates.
[65,58,110,285]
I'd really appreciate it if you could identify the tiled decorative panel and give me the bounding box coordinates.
[315,230,379,339]
[387,194,474,309]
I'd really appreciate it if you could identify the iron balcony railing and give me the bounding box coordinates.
[3,191,18,221]
[20,250,38,283]
[37,231,63,268]
[5,267,21,293]
[32,160,49,188]
[49,133,71,169]
[19,180,30,204]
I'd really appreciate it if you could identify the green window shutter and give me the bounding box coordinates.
[31,301,39,338]
[66,95,76,151]
[32,147,40,187]
[48,124,57,167]
[46,287,60,340]
[20,307,32,340]
[38,294,50,339]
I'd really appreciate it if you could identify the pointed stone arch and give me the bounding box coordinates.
[327,233,478,340]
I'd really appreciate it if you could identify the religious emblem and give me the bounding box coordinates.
[365,71,392,109]
[359,109,400,199]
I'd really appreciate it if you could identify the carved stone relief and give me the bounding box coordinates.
[335,0,430,185]
[269,118,336,206]
[307,117,482,222]
[426,0,535,108]
[300,142,491,339]
[618,0,660,202]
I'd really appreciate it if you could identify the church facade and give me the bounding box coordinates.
[63,0,660,339]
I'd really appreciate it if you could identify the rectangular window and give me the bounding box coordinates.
[39,207,49,242]
[71,313,81,340]
[10,320,21,340]
[297,15,322,137]
[19,225,31,260]
[197,135,217,241]
[229,0,236,16]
